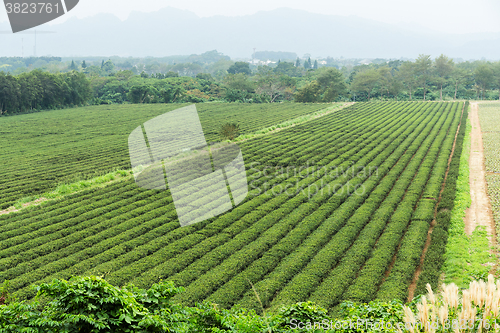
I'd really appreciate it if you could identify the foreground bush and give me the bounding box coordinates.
[0,276,184,332]
[0,276,333,332]
[5,275,499,332]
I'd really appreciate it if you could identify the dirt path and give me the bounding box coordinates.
[0,198,47,216]
[465,102,496,247]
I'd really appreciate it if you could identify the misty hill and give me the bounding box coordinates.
[1,7,499,59]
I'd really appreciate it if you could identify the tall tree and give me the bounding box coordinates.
[433,54,454,101]
[350,69,380,100]
[81,60,87,69]
[274,62,302,77]
[492,62,500,101]
[223,73,255,92]
[474,63,494,100]
[63,71,92,105]
[316,68,347,102]
[255,66,290,102]
[377,66,392,100]
[414,54,433,101]
[0,72,20,114]
[102,60,115,73]
[294,81,320,102]
[18,71,42,111]
[303,57,312,70]
[69,60,78,71]
[389,76,404,100]
[398,61,417,100]
[227,62,251,75]
[313,60,318,70]
[450,67,469,101]
[295,57,301,67]
[127,85,157,103]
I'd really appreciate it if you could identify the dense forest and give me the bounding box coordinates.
[0,70,91,115]
[1,52,500,115]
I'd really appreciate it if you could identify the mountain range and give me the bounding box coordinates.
[1,7,499,60]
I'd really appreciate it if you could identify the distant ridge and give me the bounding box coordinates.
[1,7,499,59]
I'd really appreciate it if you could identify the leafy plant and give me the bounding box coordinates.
[0,276,184,332]
[219,123,240,141]
[277,301,329,329]
[0,276,300,332]
[337,300,405,332]
[0,280,11,306]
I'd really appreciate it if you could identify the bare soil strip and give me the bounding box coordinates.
[0,174,131,216]
[465,102,496,244]
[0,198,48,215]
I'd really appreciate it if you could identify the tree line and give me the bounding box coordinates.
[85,55,500,105]
[346,54,500,102]
[1,54,500,115]
[0,70,92,114]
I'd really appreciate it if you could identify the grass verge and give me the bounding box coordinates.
[234,102,348,142]
[442,117,493,287]
[0,170,132,215]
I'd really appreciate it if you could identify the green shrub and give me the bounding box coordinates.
[220,123,240,141]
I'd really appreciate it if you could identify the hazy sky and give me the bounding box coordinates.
[1,0,500,34]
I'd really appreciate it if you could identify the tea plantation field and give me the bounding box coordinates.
[0,101,467,313]
[0,103,327,210]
